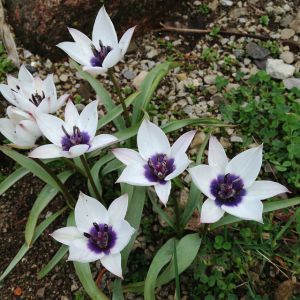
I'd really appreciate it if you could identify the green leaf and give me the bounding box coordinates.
[0,207,67,282]
[25,171,73,246]
[0,147,61,192]
[144,238,175,300]
[70,60,125,130]
[0,167,29,196]
[37,245,68,279]
[97,91,140,130]
[211,197,300,229]
[100,159,124,177]
[112,186,146,300]
[157,233,201,286]
[132,62,178,124]
[74,262,109,300]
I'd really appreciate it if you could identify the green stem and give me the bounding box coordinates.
[34,158,74,209]
[173,239,181,300]
[107,69,130,127]
[173,196,182,237]
[79,155,104,205]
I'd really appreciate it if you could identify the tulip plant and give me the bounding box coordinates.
[0,6,298,300]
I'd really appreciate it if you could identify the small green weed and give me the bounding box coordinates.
[0,43,16,82]
[201,48,219,62]
[260,15,270,26]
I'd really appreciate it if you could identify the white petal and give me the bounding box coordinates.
[50,226,82,246]
[92,6,118,48]
[68,27,93,56]
[6,106,32,122]
[68,144,90,157]
[108,194,128,224]
[57,42,91,66]
[225,145,263,188]
[29,144,62,159]
[222,200,263,223]
[18,65,34,82]
[118,26,136,55]
[116,164,154,186]
[245,180,289,201]
[7,75,20,90]
[76,100,98,139]
[154,181,171,205]
[170,130,196,157]
[88,134,118,152]
[188,165,220,199]
[56,94,69,111]
[102,47,122,69]
[16,120,41,142]
[82,66,108,76]
[100,253,123,278]
[200,198,225,223]
[65,100,79,128]
[137,119,170,160]
[112,148,145,166]
[0,84,17,104]
[75,192,108,233]
[13,93,36,112]
[36,114,67,145]
[68,244,102,263]
[165,153,190,181]
[111,219,135,253]
[208,136,228,172]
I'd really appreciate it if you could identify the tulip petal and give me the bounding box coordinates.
[188,164,220,199]
[51,226,82,246]
[108,194,128,224]
[116,164,154,186]
[137,119,170,160]
[57,94,69,111]
[102,47,122,69]
[65,100,80,128]
[68,27,93,56]
[6,106,32,122]
[225,145,263,188]
[7,75,20,90]
[75,192,108,233]
[36,113,67,146]
[118,26,136,55]
[222,199,263,223]
[200,198,225,223]
[16,120,41,143]
[111,219,135,253]
[68,244,102,263]
[29,144,62,159]
[0,84,17,105]
[208,136,228,172]
[76,100,98,139]
[165,153,190,181]
[170,130,196,157]
[68,144,90,157]
[18,65,34,82]
[88,134,118,152]
[100,253,123,278]
[154,181,171,205]
[92,6,118,49]
[245,180,289,201]
[82,66,108,76]
[57,42,91,66]
[112,148,145,166]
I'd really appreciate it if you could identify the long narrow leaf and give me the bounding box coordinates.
[25,171,73,245]
[0,207,67,282]
[70,60,125,130]
[0,167,29,196]
[100,159,124,177]
[211,197,300,229]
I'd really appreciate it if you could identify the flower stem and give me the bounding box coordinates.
[34,158,74,209]
[79,155,104,205]
[62,157,85,176]
[173,239,181,300]
[173,196,182,237]
[107,69,130,127]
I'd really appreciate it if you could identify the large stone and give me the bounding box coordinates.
[283,78,300,90]
[266,59,295,80]
[246,42,270,60]
[280,51,295,64]
[280,28,295,39]
[5,1,181,61]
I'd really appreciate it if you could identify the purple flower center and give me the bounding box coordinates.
[84,223,117,255]
[210,173,246,207]
[144,153,175,184]
[90,41,112,67]
[61,125,90,151]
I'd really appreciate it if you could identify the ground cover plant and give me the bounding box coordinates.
[0,3,300,300]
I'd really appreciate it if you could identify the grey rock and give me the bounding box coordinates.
[220,0,233,6]
[208,0,218,11]
[211,93,225,103]
[36,287,45,298]
[281,28,295,39]
[266,59,295,79]
[123,70,135,80]
[230,136,243,143]
[246,42,270,60]
[254,59,267,70]
[280,15,293,27]
[233,49,244,59]
[283,78,300,90]
[146,49,159,59]
[59,74,68,82]
[204,74,217,85]
[229,7,248,19]
[25,64,37,74]
[280,51,294,64]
